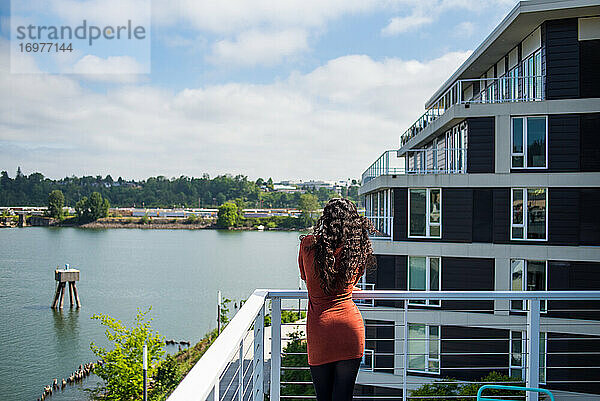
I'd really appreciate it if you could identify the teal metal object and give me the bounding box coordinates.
[477,385,555,401]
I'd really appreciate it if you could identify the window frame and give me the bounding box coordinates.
[511,116,548,169]
[408,188,442,239]
[510,259,548,313]
[510,188,548,241]
[408,256,441,307]
[407,323,441,375]
[509,330,547,384]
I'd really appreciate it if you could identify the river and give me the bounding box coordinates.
[0,227,303,401]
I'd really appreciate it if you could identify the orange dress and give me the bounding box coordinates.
[298,235,365,366]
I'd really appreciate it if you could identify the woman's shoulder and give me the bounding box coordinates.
[300,234,316,245]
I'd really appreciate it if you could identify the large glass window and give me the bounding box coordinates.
[511,188,547,240]
[408,324,440,374]
[409,188,441,238]
[511,259,547,312]
[511,116,547,169]
[408,257,441,306]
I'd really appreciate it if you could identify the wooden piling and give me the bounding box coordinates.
[52,269,81,309]
[68,281,75,307]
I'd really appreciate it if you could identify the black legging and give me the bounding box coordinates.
[309,358,361,401]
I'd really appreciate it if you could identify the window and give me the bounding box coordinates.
[509,330,525,379]
[409,188,441,238]
[522,49,543,101]
[365,189,393,238]
[511,259,547,312]
[408,256,440,306]
[511,116,547,169]
[509,331,547,383]
[361,349,375,371]
[511,188,547,240]
[408,324,440,374]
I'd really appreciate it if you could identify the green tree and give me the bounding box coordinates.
[89,191,110,220]
[90,308,165,401]
[47,190,65,219]
[75,196,89,220]
[281,331,314,400]
[217,202,238,228]
[299,193,319,227]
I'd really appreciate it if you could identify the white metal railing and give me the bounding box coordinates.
[167,290,600,401]
[401,75,545,146]
[362,150,404,184]
[406,147,467,174]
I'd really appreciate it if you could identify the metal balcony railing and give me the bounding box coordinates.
[400,75,545,146]
[167,289,600,401]
[362,150,404,184]
[406,147,467,174]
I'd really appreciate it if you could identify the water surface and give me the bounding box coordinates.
[0,227,302,400]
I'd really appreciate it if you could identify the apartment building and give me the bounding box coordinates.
[359,0,600,398]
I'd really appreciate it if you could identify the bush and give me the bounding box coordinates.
[410,372,524,401]
[281,331,313,401]
[90,308,165,401]
[217,202,238,228]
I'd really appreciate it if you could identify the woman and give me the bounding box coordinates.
[298,198,376,401]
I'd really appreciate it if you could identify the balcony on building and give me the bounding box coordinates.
[166,289,600,401]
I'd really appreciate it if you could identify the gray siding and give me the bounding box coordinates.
[545,18,580,100]
[548,115,580,172]
[581,113,600,172]
[442,189,473,242]
[580,39,600,98]
[467,117,495,174]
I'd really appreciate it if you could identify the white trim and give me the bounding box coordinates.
[408,256,442,308]
[407,323,441,375]
[510,259,548,313]
[511,115,548,169]
[408,188,442,239]
[361,348,375,371]
[510,188,548,241]
[509,330,547,384]
[509,330,526,380]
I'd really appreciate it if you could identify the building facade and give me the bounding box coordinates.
[359,0,600,398]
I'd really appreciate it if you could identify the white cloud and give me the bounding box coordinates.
[0,38,471,180]
[454,21,476,38]
[210,29,309,67]
[70,55,147,82]
[381,15,433,36]
[381,0,517,36]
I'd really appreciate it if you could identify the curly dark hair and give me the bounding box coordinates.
[301,198,376,295]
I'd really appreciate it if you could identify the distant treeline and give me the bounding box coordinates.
[0,168,359,208]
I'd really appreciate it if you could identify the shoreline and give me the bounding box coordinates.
[18,217,307,231]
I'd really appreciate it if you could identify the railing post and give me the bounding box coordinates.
[526,299,540,401]
[214,379,219,401]
[239,339,244,401]
[403,301,408,401]
[253,303,265,401]
[270,298,281,401]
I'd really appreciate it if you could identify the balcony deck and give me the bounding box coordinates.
[167,289,600,401]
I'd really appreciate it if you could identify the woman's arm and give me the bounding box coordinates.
[298,242,306,281]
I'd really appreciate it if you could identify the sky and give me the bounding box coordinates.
[0,0,519,182]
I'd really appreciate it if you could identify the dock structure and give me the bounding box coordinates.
[51,269,81,309]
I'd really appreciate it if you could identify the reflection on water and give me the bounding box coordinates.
[53,308,81,346]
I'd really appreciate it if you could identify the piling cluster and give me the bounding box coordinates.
[37,360,102,401]
[165,339,190,346]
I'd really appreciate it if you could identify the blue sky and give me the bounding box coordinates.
[0,0,518,181]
